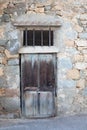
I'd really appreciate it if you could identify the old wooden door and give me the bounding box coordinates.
[20,54,57,118]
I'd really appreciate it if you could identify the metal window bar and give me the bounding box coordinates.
[25,28,28,46]
[49,27,51,46]
[33,29,35,46]
[41,30,43,46]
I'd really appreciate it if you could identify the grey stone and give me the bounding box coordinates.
[0,39,8,46]
[0,97,20,112]
[66,30,78,40]
[62,21,78,40]
[58,79,76,89]
[36,0,47,3]
[82,88,87,96]
[13,13,62,26]
[75,62,87,70]
[66,48,78,55]
[4,3,26,16]
[0,47,5,52]
[8,59,19,65]
[0,77,7,88]
[6,39,20,54]
[6,30,20,40]
[44,5,51,11]
[0,53,5,57]
[58,57,72,70]
[79,32,87,39]
[1,14,11,22]
[5,66,20,88]
[5,23,15,33]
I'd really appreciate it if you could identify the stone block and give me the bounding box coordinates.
[58,79,76,89]
[6,29,20,40]
[6,39,20,54]
[65,40,75,47]
[66,48,78,55]
[75,24,83,32]
[35,7,44,13]
[5,49,19,59]
[0,97,20,112]
[0,77,7,88]
[44,5,51,11]
[79,14,87,20]
[0,68,4,76]
[75,62,87,70]
[79,32,87,39]
[76,79,85,89]
[66,29,78,40]
[0,27,4,38]
[8,59,19,65]
[82,88,87,96]
[2,57,7,65]
[4,2,26,16]
[5,66,20,89]
[80,20,87,25]
[5,88,19,97]
[75,39,87,47]
[58,57,72,70]
[1,13,11,22]
[0,2,8,15]
[0,88,5,97]
[63,21,78,40]
[67,69,80,80]
[73,54,84,62]
[82,49,87,54]
[0,39,8,46]
[0,47,5,53]
[84,54,87,62]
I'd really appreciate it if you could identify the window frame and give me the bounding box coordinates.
[23,28,54,47]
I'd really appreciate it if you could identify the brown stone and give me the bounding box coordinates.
[0,2,8,15]
[35,7,44,13]
[75,25,83,32]
[67,69,80,80]
[0,47,5,53]
[65,40,75,47]
[76,79,85,89]
[5,49,19,59]
[5,88,19,97]
[0,68,4,76]
[84,54,87,62]
[2,58,7,65]
[0,27,4,38]
[73,54,84,62]
[0,88,5,97]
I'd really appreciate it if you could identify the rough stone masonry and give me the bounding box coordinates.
[0,0,87,118]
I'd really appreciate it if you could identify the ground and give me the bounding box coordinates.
[0,114,87,130]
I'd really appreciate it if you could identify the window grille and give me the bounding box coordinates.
[23,28,53,46]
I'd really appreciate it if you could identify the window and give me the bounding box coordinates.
[23,28,53,46]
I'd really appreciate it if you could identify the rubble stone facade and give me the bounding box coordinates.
[0,0,87,118]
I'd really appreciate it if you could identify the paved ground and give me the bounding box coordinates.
[0,114,87,130]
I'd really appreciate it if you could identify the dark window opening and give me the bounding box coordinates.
[23,29,53,46]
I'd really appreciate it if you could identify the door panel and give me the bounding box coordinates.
[39,54,55,91]
[21,54,38,91]
[21,54,56,118]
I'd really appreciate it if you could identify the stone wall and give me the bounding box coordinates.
[0,0,87,118]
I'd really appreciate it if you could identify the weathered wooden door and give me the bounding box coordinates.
[20,54,57,118]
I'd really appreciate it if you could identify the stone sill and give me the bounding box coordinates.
[19,46,58,54]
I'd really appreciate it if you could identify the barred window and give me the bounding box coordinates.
[23,28,53,46]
